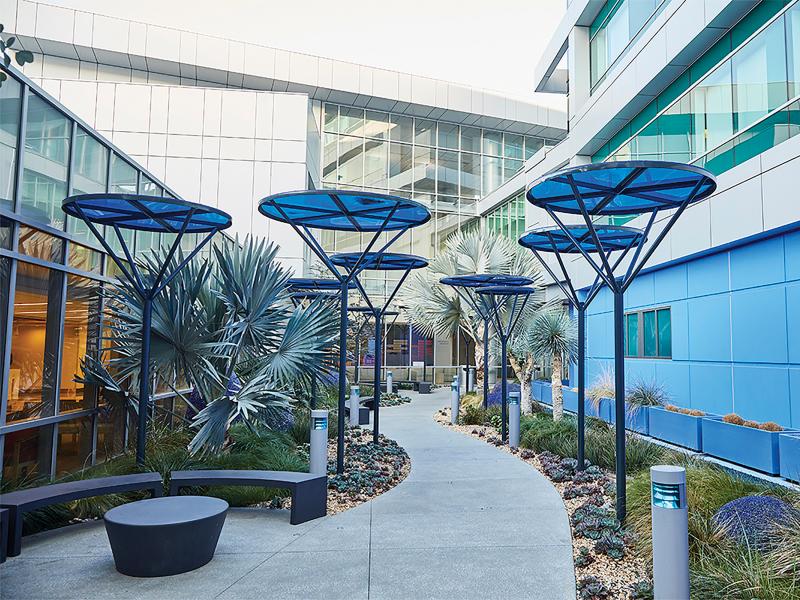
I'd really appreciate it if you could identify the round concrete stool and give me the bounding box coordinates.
[104,496,228,577]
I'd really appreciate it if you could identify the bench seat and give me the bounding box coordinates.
[0,472,163,557]
[168,470,327,525]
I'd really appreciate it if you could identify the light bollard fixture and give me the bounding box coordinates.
[651,465,689,600]
[467,366,475,393]
[451,382,460,425]
[452,375,460,396]
[386,371,393,394]
[508,391,521,448]
[349,385,360,427]
[309,409,329,475]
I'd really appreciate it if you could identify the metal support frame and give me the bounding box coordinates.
[527,167,712,523]
[447,286,494,410]
[268,200,413,475]
[67,203,220,466]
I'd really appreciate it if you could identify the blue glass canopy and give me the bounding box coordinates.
[527,161,716,216]
[331,252,429,271]
[440,274,535,288]
[62,194,232,233]
[258,190,431,232]
[476,285,537,297]
[286,277,354,291]
[519,225,645,254]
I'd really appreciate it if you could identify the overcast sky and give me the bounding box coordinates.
[44,0,566,106]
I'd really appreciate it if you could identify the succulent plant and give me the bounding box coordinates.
[594,531,626,559]
[574,547,594,568]
[578,576,610,599]
[629,579,654,600]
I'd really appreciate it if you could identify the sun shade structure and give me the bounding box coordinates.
[332,252,429,443]
[476,285,538,443]
[519,225,646,474]
[440,274,535,408]
[286,277,355,292]
[259,190,430,473]
[62,193,232,465]
[526,160,716,521]
[348,307,399,385]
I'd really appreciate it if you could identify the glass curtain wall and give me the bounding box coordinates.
[590,0,670,90]
[485,191,526,240]
[0,67,184,482]
[597,1,800,176]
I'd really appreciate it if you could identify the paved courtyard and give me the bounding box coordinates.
[1,388,575,599]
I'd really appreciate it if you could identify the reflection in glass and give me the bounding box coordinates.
[414,120,436,146]
[69,127,109,243]
[460,152,481,199]
[413,146,435,193]
[0,75,22,210]
[21,94,70,229]
[18,225,64,262]
[365,111,389,140]
[504,134,523,159]
[323,133,338,182]
[437,150,459,196]
[438,122,458,150]
[3,424,54,482]
[461,127,481,153]
[68,243,103,273]
[389,143,413,191]
[482,155,502,195]
[525,136,544,158]
[340,106,364,136]
[323,103,339,133]
[338,136,364,186]
[483,131,502,156]
[56,417,94,474]
[389,114,413,143]
[8,262,64,422]
[363,140,388,188]
[59,275,100,414]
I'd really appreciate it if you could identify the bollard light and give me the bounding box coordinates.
[651,465,689,600]
[508,391,521,448]
[450,382,459,424]
[467,366,475,393]
[452,374,460,396]
[386,371,393,394]
[309,409,329,475]
[349,385,360,426]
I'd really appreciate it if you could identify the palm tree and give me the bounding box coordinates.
[402,230,542,388]
[79,237,337,454]
[528,307,578,421]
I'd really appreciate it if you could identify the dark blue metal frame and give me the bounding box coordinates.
[331,252,428,444]
[475,285,537,442]
[62,193,232,466]
[440,274,535,409]
[525,160,716,522]
[519,225,645,473]
[259,190,430,473]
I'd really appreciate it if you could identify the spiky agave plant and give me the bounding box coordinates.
[402,229,541,388]
[528,307,578,421]
[79,237,337,455]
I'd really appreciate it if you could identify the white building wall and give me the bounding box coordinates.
[30,69,311,273]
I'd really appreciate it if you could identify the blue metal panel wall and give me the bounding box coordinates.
[584,227,800,427]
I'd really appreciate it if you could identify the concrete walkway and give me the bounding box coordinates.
[1,388,575,599]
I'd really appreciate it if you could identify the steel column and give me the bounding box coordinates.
[337,279,348,474]
[501,335,508,442]
[577,305,586,471]
[613,287,626,521]
[136,296,153,466]
[373,311,382,444]
[483,319,489,409]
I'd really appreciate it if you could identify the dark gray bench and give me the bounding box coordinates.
[168,470,327,525]
[1,508,8,564]
[0,472,163,557]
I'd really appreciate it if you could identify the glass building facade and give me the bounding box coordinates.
[485,191,526,241]
[595,0,800,176]
[0,67,186,482]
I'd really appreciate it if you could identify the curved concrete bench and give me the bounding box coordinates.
[0,472,163,557]
[168,470,327,524]
[105,496,227,577]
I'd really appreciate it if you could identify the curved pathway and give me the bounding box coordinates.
[2,388,575,599]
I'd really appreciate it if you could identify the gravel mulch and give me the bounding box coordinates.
[434,408,652,600]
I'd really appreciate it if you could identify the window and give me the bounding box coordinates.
[625,307,671,358]
[0,76,22,210]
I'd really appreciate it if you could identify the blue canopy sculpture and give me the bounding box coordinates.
[476,285,538,442]
[440,274,535,408]
[519,225,646,472]
[526,160,716,521]
[331,252,429,443]
[259,190,430,473]
[62,193,232,465]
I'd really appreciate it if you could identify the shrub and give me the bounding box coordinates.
[587,367,614,403]
[722,413,783,432]
[486,381,520,408]
[520,413,578,457]
[665,404,705,416]
[713,495,799,551]
[460,404,486,426]
[626,379,668,407]
[577,576,610,599]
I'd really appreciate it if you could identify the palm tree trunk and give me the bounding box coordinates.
[508,354,533,415]
[552,353,564,421]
